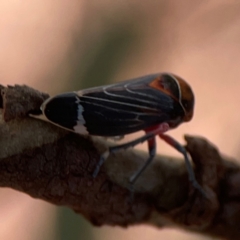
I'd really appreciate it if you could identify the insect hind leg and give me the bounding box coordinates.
[92,151,110,178]
[92,130,158,179]
[92,123,169,183]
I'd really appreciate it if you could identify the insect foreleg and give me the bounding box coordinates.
[159,134,206,196]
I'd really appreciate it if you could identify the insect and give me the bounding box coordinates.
[33,73,204,194]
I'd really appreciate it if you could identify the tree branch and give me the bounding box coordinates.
[0,85,239,239]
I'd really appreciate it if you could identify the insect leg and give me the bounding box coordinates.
[92,123,169,178]
[159,134,206,195]
[92,151,110,178]
[129,137,156,185]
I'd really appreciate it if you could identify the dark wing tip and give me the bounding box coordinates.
[42,92,81,131]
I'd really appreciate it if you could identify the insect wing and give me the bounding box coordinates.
[76,74,180,136]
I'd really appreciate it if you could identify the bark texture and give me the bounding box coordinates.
[0,85,239,239]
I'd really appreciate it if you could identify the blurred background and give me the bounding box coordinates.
[1,0,240,239]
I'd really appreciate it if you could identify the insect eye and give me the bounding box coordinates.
[182,101,189,109]
[181,100,191,112]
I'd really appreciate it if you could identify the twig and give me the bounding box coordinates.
[0,85,239,239]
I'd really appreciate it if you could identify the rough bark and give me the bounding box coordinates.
[0,85,239,239]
